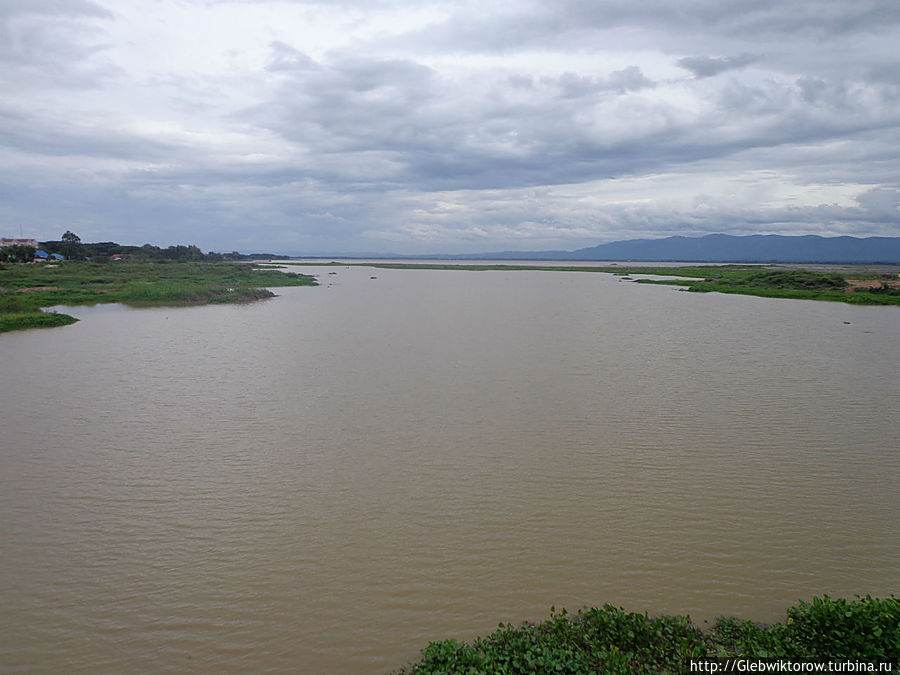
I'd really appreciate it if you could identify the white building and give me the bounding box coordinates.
[1,237,38,248]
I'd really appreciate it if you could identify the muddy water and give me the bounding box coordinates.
[1,265,898,673]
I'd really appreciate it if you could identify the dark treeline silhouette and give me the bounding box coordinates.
[32,232,279,262]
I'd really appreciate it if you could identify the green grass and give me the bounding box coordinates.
[397,596,899,674]
[662,269,900,305]
[0,260,317,333]
[0,311,78,332]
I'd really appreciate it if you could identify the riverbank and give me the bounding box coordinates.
[0,260,317,333]
[397,596,898,674]
[278,261,900,305]
[635,267,900,305]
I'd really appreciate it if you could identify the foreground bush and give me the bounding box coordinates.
[398,596,898,674]
[710,596,899,661]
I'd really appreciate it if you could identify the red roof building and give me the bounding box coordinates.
[1,238,38,248]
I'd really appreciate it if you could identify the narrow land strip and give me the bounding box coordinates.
[278,261,900,306]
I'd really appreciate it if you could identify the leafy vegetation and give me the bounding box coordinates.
[38,238,282,262]
[707,596,899,661]
[6,231,283,263]
[0,244,37,263]
[398,596,899,674]
[737,269,847,290]
[0,260,316,333]
[864,284,900,297]
[660,268,900,305]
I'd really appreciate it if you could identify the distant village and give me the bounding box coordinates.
[1,238,65,262]
[1,233,279,263]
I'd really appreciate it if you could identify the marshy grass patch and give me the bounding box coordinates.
[0,260,317,332]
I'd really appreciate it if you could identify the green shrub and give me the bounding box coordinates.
[784,595,899,660]
[399,597,899,674]
[736,270,847,290]
[864,284,900,296]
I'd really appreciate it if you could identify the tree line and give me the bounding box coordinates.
[1,231,280,263]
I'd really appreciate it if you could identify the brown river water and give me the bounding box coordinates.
[1,264,898,673]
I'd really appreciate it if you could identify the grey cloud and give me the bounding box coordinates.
[506,74,535,89]
[796,76,832,103]
[677,54,756,78]
[254,46,439,156]
[253,48,894,197]
[327,55,435,93]
[0,106,181,161]
[855,186,900,218]
[202,0,423,8]
[266,41,320,72]
[706,71,900,157]
[395,1,900,63]
[0,0,112,21]
[729,1,900,38]
[607,66,655,92]
[553,67,654,98]
[552,1,900,40]
[792,76,889,113]
[254,53,668,193]
[0,0,117,88]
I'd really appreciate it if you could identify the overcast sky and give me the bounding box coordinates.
[2,0,899,254]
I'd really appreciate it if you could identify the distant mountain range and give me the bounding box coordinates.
[439,234,900,264]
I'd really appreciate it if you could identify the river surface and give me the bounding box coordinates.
[2,264,898,673]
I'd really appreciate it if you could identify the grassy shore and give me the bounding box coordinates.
[0,260,316,333]
[397,596,899,674]
[280,261,900,305]
[631,266,900,305]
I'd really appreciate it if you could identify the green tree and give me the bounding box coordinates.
[61,230,82,260]
[0,245,36,263]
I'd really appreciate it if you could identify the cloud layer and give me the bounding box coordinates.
[2,0,899,253]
